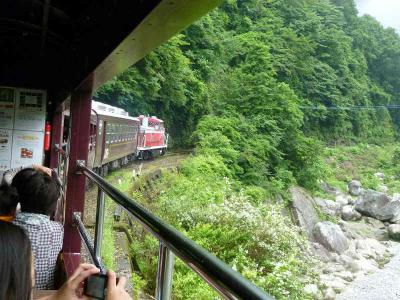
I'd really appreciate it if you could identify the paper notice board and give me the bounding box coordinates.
[0,129,12,170]
[11,130,44,168]
[0,87,16,129]
[14,89,46,131]
[0,86,46,169]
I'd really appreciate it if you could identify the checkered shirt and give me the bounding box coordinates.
[13,212,63,290]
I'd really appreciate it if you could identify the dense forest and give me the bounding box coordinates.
[95,0,400,298]
[96,0,400,191]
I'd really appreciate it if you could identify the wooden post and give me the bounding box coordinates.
[62,75,93,276]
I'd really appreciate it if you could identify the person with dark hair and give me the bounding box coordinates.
[1,164,52,186]
[12,168,63,290]
[0,184,19,222]
[0,164,51,222]
[0,220,33,300]
[0,221,132,300]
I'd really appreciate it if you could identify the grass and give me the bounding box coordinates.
[100,168,134,269]
[102,205,116,269]
[97,166,160,298]
[321,143,400,196]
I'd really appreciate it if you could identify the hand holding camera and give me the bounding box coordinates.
[105,270,131,300]
[83,270,130,300]
[45,263,132,300]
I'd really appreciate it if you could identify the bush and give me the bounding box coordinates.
[392,145,400,165]
[130,158,318,299]
[287,136,328,191]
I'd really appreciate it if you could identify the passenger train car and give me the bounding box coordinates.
[88,101,168,175]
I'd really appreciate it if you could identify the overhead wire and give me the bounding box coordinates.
[299,104,400,110]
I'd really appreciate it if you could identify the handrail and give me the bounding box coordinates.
[76,161,273,300]
[72,212,106,273]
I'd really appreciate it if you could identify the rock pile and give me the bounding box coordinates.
[290,176,398,300]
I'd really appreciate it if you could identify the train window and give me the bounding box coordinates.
[111,124,116,143]
[116,124,119,142]
[133,126,137,140]
[108,124,113,143]
[113,124,117,143]
[106,123,111,144]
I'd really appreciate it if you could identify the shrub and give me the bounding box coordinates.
[130,160,318,299]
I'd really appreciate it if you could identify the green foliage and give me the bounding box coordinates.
[101,198,116,269]
[96,35,206,146]
[322,144,400,195]
[392,145,400,164]
[95,0,400,298]
[101,170,133,270]
[130,158,317,299]
[286,136,328,190]
[131,272,146,300]
[95,0,400,189]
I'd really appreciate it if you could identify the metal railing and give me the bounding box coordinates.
[75,161,274,300]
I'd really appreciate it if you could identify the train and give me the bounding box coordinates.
[83,100,168,175]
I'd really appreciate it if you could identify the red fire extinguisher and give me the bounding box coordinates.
[44,122,51,151]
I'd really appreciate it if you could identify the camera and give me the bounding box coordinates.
[83,274,108,300]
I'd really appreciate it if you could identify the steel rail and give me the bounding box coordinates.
[76,161,273,300]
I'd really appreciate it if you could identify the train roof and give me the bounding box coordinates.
[139,115,164,123]
[92,100,139,121]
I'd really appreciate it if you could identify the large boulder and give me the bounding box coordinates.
[391,194,400,223]
[374,172,385,180]
[355,238,391,262]
[340,218,387,241]
[323,287,336,300]
[290,187,319,239]
[341,205,362,221]
[310,242,333,262]
[378,185,388,194]
[313,221,349,254]
[304,284,323,300]
[393,193,400,202]
[315,198,340,216]
[355,189,400,222]
[320,182,341,196]
[388,224,400,241]
[348,180,362,196]
[335,194,349,207]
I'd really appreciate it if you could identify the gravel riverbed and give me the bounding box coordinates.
[337,242,400,300]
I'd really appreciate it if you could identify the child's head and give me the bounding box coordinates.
[0,184,18,217]
[11,168,60,216]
